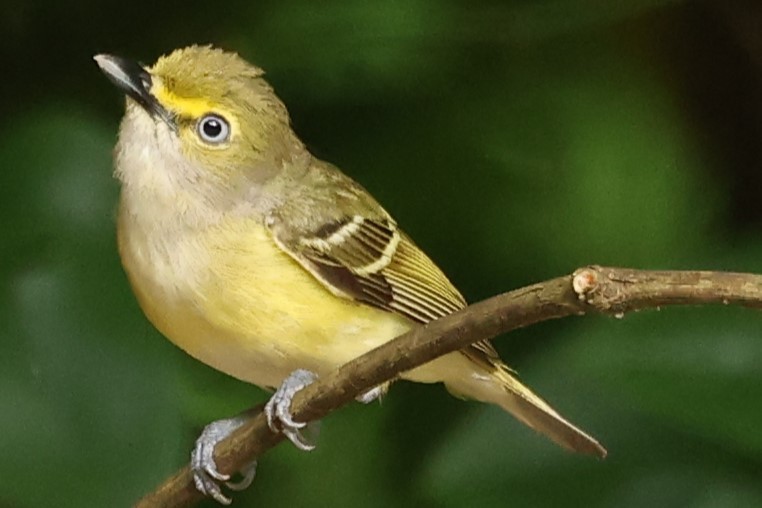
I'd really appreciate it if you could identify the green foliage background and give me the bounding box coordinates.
[2,1,761,507]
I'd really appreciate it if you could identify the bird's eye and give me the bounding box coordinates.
[197,114,230,144]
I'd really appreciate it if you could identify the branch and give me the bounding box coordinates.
[135,266,762,507]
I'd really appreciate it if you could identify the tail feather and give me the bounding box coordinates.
[491,367,607,458]
[404,353,607,458]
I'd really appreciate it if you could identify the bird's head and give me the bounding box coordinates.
[95,46,306,207]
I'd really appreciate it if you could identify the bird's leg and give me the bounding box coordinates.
[193,369,369,503]
[191,410,259,505]
[264,369,319,450]
[191,370,321,504]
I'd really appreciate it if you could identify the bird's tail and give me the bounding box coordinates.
[403,352,607,458]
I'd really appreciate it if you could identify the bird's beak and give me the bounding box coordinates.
[94,54,175,127]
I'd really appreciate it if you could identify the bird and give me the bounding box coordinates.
[94,45,605,504]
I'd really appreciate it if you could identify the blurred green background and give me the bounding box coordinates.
[2,0,762,507]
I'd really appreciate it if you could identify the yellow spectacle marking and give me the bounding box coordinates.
[152,83,216,117]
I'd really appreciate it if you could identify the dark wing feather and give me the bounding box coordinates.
[297,215,464,321]
[270,212,500,364]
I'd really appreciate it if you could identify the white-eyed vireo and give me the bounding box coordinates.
[95,46,605,504]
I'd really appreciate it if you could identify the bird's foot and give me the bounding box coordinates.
[191,415,258,505]
[265,369,319,451]
[355,384,387,404]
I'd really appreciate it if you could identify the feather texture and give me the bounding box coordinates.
[266,159,605,458]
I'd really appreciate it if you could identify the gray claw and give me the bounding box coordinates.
[226,460,257,491]
[191,415,249,504]
[356,385,386,404]
[265,369,319,451]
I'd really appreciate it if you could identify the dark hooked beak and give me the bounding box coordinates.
[94,54,175,127]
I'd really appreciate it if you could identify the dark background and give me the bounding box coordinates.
[1,1,761,507]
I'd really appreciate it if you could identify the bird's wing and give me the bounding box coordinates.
[270,211,456,317]
[265,162,605,458]
[266,166,500,364]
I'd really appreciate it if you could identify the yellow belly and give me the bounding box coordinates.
[118,210,412,389]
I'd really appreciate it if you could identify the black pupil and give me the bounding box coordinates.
[203,118,222,138]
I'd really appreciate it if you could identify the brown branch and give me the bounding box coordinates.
[135,266,762,507]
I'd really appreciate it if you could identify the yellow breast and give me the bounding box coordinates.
[118,207,411,389]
